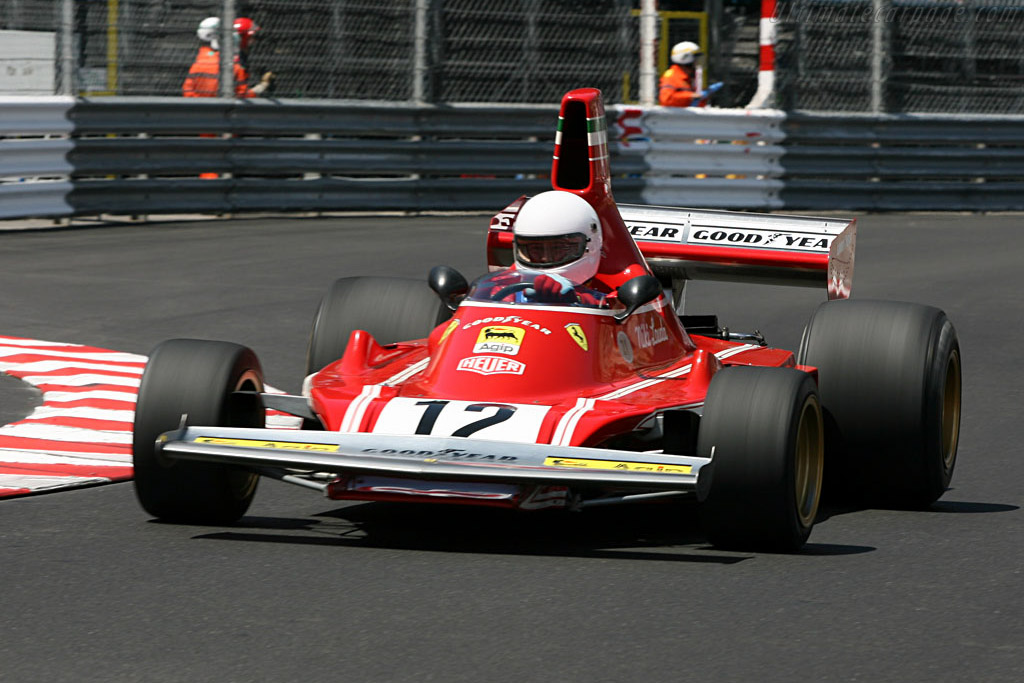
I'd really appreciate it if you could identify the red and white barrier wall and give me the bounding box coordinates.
[747,0,778,109]
[0,335,300,498]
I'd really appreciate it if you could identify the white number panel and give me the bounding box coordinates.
[372,398,551,443]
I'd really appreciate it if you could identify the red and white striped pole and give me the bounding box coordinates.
[746,0,778,108]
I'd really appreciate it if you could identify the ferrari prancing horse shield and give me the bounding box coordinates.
[565,323,588,351]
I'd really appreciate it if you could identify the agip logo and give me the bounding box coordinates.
[474,326,525,356]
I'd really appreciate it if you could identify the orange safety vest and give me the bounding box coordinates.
[658,64,698,107]
[182,47,254,98]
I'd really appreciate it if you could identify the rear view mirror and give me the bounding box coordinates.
[428,265,469,311]
[614,275,662,322]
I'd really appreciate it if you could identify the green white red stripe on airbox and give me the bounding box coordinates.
[554,114,609,164]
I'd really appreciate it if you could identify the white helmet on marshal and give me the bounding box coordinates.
[514,191,602,284]
[197,17,220,49]
[670,41,702,66]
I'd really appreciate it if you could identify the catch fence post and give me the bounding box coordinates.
[220,0,236,99]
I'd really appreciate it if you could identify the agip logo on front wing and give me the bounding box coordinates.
[474,325,525,356]
[544,457,691,474]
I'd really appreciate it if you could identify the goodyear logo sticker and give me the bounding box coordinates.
[544,457,691,474]
[195,437,340,452]
[565,323,588,351]
[474,325,525,356]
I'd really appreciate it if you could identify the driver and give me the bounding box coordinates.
[508,190,607,306]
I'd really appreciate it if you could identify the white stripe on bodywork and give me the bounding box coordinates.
[321,356,428,433]
[600,344,757,401]
[553,344,760,445]
[339,384,382,433]
[383,357,429,386]
[551,397,596,446]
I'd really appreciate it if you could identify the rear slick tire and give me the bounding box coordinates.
[132,339,265,524]
[797,299,961,508]
[306,276,451,375]
[697,367,824,553]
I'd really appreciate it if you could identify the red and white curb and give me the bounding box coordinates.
[0,335,299,499]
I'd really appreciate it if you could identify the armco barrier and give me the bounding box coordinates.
[4,97,1024,220]
[0,96,74,219]
[780,112,1024,211]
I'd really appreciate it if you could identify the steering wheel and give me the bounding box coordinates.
[490,281,581,304]
[490,282,534,301]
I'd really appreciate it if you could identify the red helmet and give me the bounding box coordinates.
[233,17,260,51]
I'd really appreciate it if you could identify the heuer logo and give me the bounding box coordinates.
[457,356,526,376]
[474,326,525,356]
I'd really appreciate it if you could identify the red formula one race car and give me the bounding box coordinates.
[133,89,961,552]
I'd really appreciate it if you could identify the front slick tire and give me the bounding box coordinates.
[798,299,961,508]
[133,339,264,524]
[697,367,824,553]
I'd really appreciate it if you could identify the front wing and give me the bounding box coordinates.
[156,426,713,496]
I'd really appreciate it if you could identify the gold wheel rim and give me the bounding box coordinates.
[794,396,825,528]
[941,350,962,472]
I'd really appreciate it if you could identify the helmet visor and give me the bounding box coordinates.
[515,233,588,269]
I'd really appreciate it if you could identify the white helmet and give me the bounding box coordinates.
[197,17,220,50]
[514,191,602,284]
[670,41,702,66]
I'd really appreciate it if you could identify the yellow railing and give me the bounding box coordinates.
[80,0,119,96]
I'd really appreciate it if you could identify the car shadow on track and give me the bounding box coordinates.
[814,497,1018,523]
[194,499,876,561]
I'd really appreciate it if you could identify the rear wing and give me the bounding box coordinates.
[487,199,856,300]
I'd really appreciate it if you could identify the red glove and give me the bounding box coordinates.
[531,274,577,303]
[578,290,606,307]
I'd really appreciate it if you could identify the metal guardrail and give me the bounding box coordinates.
[0,138,73,176]
[0,97,73,219]
[68,98,561,137]
[780,111,1024,210]
[5,98,1024,220]
[0,96,74,135]
[0,181,73,219]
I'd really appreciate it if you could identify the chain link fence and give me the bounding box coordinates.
[775,0,1024,113]
[2,0,1024,113]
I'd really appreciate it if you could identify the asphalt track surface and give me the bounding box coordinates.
[0,212,1021,682]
